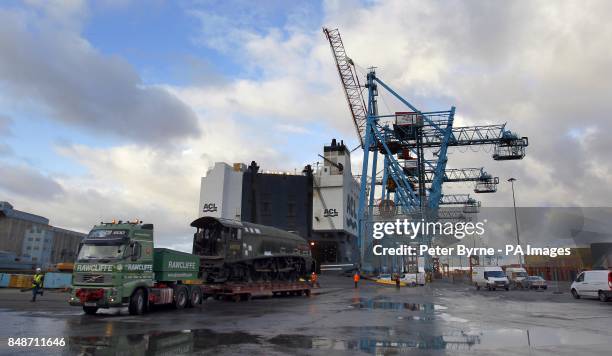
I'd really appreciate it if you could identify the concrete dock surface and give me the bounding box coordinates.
[0,275,610,355]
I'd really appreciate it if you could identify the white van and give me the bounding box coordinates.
[570,270,612,302]
[401,272,426,286]
[505,267,529,288]
[472,266,510,291]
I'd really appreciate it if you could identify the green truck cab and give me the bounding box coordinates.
[69,221,202,315]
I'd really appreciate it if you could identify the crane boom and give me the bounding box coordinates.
[323,28,368,147]
[422,168,493,183]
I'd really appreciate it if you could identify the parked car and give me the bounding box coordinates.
[523,276,547,290]
[571,270,612,302]
[472,266,510,291]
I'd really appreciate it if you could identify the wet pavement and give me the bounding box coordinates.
[0,275,610,355]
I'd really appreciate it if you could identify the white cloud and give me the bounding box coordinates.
[3,0,612,251]
[0,4,200,146]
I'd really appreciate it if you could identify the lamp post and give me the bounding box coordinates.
[508,178,522,268]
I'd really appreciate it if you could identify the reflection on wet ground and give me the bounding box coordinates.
[1,275,610,355]
[68,329,262,355]
[64,325,611,355]
[350,296,447,312]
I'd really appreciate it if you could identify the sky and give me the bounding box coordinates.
[1,0,611,251]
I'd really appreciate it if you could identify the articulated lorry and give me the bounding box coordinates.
[69,221,203,315]
[69,220,311,315]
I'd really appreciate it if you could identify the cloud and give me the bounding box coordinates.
[3,0,612,251]
[0,115,12,137]
[0,163,64,199]
[325,1,612,206]
[15,114,298,249]
[0,4,200,146]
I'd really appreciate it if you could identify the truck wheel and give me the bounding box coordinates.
[83,306,98,315]
[129,289,146,315]
[174,287,188,309]
[188,287,202,307]
[571,289,580,299]
[599,291,609,302]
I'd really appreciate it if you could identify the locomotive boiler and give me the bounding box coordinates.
[191,216,313,283]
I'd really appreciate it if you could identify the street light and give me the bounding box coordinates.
[508,178,522,268]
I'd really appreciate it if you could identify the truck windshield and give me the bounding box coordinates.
[77,244,126,261]
[515,272,528,277]
[88,229,128,238]
[484,271,506,279]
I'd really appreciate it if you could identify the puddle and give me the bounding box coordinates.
[396,315,436,321]
[67,329,261,355]
[268,332,478,352]
[56,325,612,354]
[268,327,611,353]
[350,297,446,312]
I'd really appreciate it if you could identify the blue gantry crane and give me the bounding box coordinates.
[323,28,528,267]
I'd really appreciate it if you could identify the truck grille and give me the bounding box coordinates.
[75,273,112,284]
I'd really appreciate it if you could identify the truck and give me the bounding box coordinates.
[69,221,203,315]
[69,220,311,315]
[472,266,510,291]
[505,267,529,288]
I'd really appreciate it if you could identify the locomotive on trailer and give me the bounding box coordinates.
[191,216,313,283]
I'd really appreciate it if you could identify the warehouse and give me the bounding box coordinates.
[0,201,86,269]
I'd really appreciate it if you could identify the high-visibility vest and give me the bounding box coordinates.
[32,274,43,287]
[354,274,360,282]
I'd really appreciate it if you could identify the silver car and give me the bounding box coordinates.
[524,276,547,290]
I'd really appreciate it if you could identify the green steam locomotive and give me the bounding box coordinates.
[191,216,313,283]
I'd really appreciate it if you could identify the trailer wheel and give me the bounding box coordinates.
[128,289,145,315]
[174,287,188,309]
[83,306,98,315]
[188,287,202,307]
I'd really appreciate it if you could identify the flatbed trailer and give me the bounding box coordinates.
[201,281,311,302]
